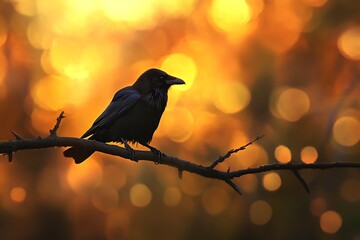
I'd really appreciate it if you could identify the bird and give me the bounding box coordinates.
[63,68,185,164]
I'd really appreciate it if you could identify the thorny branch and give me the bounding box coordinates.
[1,112,360,195]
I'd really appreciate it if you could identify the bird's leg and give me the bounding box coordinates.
[121,138,136,161]
[140,142,163,164]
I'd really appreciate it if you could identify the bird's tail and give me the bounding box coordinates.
[63,147,94,164]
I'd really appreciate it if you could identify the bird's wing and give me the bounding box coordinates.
[81,87,141,138]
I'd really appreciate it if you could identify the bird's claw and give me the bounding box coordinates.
[121,138,137,161]
[151,148,163,165]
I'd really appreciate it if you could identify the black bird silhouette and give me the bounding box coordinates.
[64,68,185,163]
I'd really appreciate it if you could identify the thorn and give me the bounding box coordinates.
[225,179,242,195]
[7,152,13,162]
[178,169,183,179]
[10,131,24,140]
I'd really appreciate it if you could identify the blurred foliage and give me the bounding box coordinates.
[0,0,359,239]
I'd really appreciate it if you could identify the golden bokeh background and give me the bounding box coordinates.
[0,0,359,239]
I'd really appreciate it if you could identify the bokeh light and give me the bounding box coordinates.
[273,88,310,122]
[209,0,251,35]
[129,184,152,207]
[201,186,230,215]
[162,107,194,142]
[262,172,282,191]
[249,200,272,225]
[10,187,26,203]
[320,210,342,234]
[333,116,360,146]
[237,174,258,193]
[32,75,89,111]
[67,160,103,194]
[160,53,197,91]
[274,145,292,163]
[214,81,251,114]
[101,0,157,29]
[163,187,182,207]
[300,146,318,164]
[338,27,360,60]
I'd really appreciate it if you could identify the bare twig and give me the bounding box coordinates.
[292,170,311,193]
[208,135,265,169]
[11,131,25,140]
[49,111,65,137]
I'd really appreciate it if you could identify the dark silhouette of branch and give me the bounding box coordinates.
[1,112,360,194]
[208,135,265,169]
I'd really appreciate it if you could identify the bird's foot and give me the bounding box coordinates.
[141,143,163,164]
[121,138,136,161]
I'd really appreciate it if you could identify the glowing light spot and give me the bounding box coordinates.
[310,197,327,217]
[101,0,157,29]
[12,0,37,16]
[340,179,360,202]
[249,200,272,225]
[276,88,310,122]
[338,27,360,60]
[238,174,258,193]
[214,81,251,114]
[161,53,197,91]
[262,172,282,191]
[130,184,152,207]
[274,145,292,163]
[67,160,103,194]
[202,186,230,215]
[27,20,54,50]
[320,211,342,234]
[157,0,195,16]
[163,107,194,142]
[65,0,98,16]
[302,0,328,7]
[163,187,182,207]
[209,0,251,33]
[92,184,119,212]
[10,187,26,203]
[333,116,360,146]
[258,9,302,53]
[301,146,318,164]
[180,174,203,196]
[234,144,268,168]
[32,75,89,110]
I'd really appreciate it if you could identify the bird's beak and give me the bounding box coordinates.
[166,76,185,85]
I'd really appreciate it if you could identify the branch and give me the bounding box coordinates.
[1,113,360,195]
[49,111,65,137]
[208,135,265,169]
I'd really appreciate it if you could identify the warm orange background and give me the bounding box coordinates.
[0,0,359,239]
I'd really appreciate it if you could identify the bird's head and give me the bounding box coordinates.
[133,68,185,94]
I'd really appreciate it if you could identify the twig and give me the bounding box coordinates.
[11,131,25,140]
[49,111,65,137]
[208,135,265,169]
[292,170,311,194]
